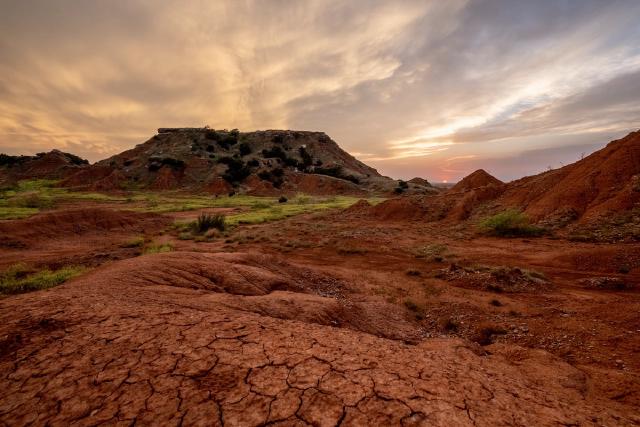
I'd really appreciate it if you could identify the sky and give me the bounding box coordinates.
[1,0,639,182]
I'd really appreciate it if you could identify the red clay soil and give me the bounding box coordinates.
[365,130,640,226]
[499,130,640,222]
[1,251,638,426]
[0,208,170,269]
[449,169,503,193]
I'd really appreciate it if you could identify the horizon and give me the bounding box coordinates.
[1,0,640,181]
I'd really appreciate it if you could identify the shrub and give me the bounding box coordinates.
[192,213,226,234]
[0,263,85,295]
[479,210,544,237]
[404,299,425,320]
[239,143,252,156]
[473,324,507,346]
[0,154,32,167]
[262,146,294,168]
[440,317,459,332]
[278,196,288,203]
[413,243,448,260]
[218,157,252,184]
[121,236,145,248]
[63,153,89,165]
[257,168,284,188]
[489,299,503,307]
[148,157,185,172]
[299,146,313,169]
[314,166,360,184]
[406,269,421,276]
[205,130,220,141]
[8,192,53,209]
[247,159,259,167]
[144,243,173,254]
[336,246,368,255]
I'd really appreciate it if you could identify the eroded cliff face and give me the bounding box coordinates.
[59,128,437,196]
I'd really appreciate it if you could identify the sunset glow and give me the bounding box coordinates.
[1,0,639,181]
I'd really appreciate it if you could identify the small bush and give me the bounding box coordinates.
[239,143,252,156]
[474,324,507,346]
[0,263,85,295]
[8,192,53,209]
[440,317,459,332]
[278,196,288,203]
[121,236,145,248]
[144,243,173,254]
[414,243,448,260]
[192,213,226,234]
[336,246,368,255]
[489,299,503,307]
[479,210,544,237]
[298,146,313,170]
[406,269,421,276]
[218,157,252,184]
[404,299,425,319]
[262,146,288,161]
[314,165,360,184]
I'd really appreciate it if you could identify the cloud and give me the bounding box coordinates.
[0,0,639,178]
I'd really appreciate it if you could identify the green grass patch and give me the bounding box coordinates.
[144,243,174,254]
[0,263,86,295]
[227,196,382,225]
[121,236,145,248]
[0,180,386,226]
[0,179,126,220]
[479,209,544,237]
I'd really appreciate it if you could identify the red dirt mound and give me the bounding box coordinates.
[0,208,169,247]
[61,165,115,188]
[499,130,640,222]
[283,172,366,196]
[0,251,636,425]
[95,251,420,341]
[450,169,503,192]
[343,199,371,215]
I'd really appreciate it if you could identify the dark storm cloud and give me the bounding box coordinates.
[0,0,639,179]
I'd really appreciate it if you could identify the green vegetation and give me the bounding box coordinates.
[0,179,125,219]
[143,243,174,254]
[313,165,360,184]
[0,263,85,295]
[0,180,385,228]
[336,245,368,255]
[192,213,226,234]
[413,243,449,261]
[479,209,544,237]
[404,299,425,320]
[394,180,409,194]
[121,236,145,248]
[227,195,380,225]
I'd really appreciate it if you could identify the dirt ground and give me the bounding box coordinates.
[1,203,639,426]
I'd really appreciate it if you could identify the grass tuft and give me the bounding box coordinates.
[192,213,226,234]
[144,243,174,254]
[0,263,85,295]
[479,209,544,237]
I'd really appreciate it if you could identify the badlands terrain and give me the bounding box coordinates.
[0,129,639,426]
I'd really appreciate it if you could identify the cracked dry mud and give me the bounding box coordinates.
[1,252,638,426]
